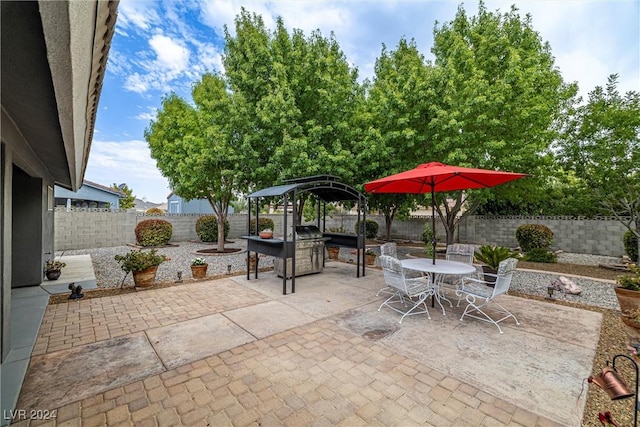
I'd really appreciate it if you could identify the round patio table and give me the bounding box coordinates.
[401,259,476,314]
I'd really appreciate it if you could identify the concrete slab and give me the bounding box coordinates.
[337,294,602,426]
[231,262,384,319]
[146,313,256,369]
[40,254,97,294]
[16,333,164,413]
[225,300,317,338]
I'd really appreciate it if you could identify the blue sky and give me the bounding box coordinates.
[87,0,640,204]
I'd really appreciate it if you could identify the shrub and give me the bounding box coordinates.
[623,230,638,262]
[135,219,172,247]
[617,264,640,290]
[515,224,554,252]
[145,207,164,215]
[114,249,167,273]
[196,215,230,242]
[249,218,275,235]
[474,245,516,269]
[523,248,558,263]
[354,219,379,239]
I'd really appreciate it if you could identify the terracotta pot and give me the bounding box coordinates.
[191,264,208,279]
[133,266,158,288]
[259,231,273,239]
[365,254,376,265]
[614,287,640,328]
[327,246,340,260]
[45,269,62,280]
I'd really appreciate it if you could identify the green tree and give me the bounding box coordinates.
[556,74,640,257]
[145,73,251,251]
[223,10,364,223]
[424,2,573,244]
[112,183,135,209]
[363,38,434,240]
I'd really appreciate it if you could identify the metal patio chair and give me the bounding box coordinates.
[456,257,520,333]
[378,255,434,323]
[376,243,398,296]
[441,243,477,297]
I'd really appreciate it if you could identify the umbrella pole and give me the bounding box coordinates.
[431,186,436,265]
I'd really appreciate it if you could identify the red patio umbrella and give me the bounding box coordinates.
[364,162,527,263]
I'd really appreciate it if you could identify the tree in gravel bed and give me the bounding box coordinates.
[556,74,640,262]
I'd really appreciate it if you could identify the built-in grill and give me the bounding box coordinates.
[274,225,327,278]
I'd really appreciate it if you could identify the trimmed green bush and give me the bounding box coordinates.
[249,218,275,235]
[135,219,172,247]
[355,219,379,239]
[624,230,638,262]
[523,248,558,263]
[515,224,554,252]
[196,215,230,242]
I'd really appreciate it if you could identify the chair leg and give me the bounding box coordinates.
[379,292,431,323]
[399,293,430,323]
[459,294,519,333]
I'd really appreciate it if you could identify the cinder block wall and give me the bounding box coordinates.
[459,215,628,256]
[54,208,135,250]
[54,209,629,256]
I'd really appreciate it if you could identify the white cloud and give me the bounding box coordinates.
[85,140,171,203]
[135,107,157,121]
[117,0,160,31]
[149,34,191,75]
[199,0,275,37]
[124,73,149,94]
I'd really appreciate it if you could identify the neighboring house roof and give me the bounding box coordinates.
[134,198,163,211]
[54,180,125,202]
[82,180,126,197]
[1,1,118,191]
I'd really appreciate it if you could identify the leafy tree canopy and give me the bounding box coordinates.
[112,183,135,209]
[555,74,640,254]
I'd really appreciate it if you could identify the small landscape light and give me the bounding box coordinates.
[546,286,555,300]
[227,264,232,274]
[176,271,183,282]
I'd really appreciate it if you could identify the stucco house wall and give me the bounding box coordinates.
[0,1,118,421]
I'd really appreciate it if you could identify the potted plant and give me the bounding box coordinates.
[114,249,167,288]
[614,264,640,328]
[474,245,517,285]
[44,259,66,281]
[190,257,208,279]
[365,249,377,265]
[327,246,340,260]
[259,228,273,239]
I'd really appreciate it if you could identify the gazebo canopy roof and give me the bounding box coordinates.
[247,175,364,202]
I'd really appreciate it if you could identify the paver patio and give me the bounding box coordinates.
[11,262,600,426]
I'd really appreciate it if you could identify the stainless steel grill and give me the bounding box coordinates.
[274,225,326,278]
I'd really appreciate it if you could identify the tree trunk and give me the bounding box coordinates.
[636,217,639,263]
[384,207,395,241]
[217,215,226,252]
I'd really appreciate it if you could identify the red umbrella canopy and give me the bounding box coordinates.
[364,162,527,194]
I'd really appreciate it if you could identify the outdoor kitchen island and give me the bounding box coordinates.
[244,175,368,295]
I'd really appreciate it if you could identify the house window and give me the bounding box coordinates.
[169,201,180,214]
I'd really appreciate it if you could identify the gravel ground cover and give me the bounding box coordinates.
[57,241,637,426]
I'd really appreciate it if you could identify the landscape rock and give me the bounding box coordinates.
[550,276,582,295]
